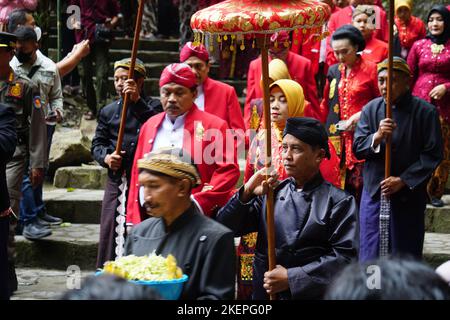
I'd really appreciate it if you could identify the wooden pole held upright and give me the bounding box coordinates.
[115,0,145,154]
[258,36,276,300]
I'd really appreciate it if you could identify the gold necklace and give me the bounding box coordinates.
[431,43,445,57]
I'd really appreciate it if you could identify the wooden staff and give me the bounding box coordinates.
[115,0,145,154]
[385,0,394,178]
[379,0,395,258]
[258,36,276,300]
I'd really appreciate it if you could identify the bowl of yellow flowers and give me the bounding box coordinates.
[98,253,188,300]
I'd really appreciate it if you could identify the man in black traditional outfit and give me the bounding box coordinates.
[91,58,162,268]
[124,148,236,300]
[0,103,17,300]
[217,117,358,300]
[353,57,443,262]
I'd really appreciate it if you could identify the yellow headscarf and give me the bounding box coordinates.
[259,58,291,89]
[269,79,305,139]
[395,0,412,13]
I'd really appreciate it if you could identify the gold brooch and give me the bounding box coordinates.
[195,122,205,141]
[431,43,444,57]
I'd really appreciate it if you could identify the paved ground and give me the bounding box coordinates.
[11,268,94,300]
[11,231,450,300]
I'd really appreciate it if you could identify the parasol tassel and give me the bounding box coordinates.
[379,194,390,257]
[115,175,128,259]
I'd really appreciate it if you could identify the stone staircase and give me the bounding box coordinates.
[47,36,248,102]
[15,165,450,271]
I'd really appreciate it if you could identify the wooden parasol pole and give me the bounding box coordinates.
[115,0,145,154]
[258,36,276,300]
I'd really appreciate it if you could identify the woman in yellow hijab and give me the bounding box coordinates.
[394,0,426,59]
[248,59,291,130]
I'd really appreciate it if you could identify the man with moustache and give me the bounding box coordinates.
[124,148,236,300]
[126,63,240,227]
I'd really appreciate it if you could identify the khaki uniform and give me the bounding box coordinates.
[1,70,47,265]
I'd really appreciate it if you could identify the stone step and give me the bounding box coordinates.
[106,62,221,78]
[44,188,103,224]
[54,166,107,190]
[15,224,99,270]
[425,195,450,234]
[49,36,180,52]
[14,225,450,271]
[12,268,94,300]
[48,48,180,64]
[423,232,450,268]
[106,77,247,98]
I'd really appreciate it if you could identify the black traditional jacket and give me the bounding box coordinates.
[124,205,236,300]
[0,104,17,211]
[353,92,443,199]
[91,96,162,182]
[217,174,358,300]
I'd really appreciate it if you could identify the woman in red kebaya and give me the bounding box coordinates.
[320,25,379,202]
[352,5,388,64]
[408,5,450,208]
[394,0,426,59]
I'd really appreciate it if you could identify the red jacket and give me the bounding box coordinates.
[126,105,240,225]
[326,5,389,67]
[361,35,388,64]
[290,5,340,75]
[202,76,245,136]
[244,52,320,129]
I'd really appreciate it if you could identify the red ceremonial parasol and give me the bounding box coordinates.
[191,0,331,299]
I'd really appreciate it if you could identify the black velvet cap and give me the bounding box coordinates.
[283,117,331,159]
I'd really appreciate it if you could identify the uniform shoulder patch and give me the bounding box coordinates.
[6,82,24,98]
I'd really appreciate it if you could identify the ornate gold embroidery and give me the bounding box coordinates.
[329,123,337,134]
[243,232,257,247]
[329,78,336,99]
[333,104,339,114]
[240,254,255,281]
[250,105,261,130]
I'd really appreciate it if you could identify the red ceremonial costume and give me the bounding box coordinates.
[395,15,426,57]
[361,35,388,64]
[326,5,388,66]
[321,56,379,198]
[290,5,340,75]
[126,64,240,225]
[244,52,320,128]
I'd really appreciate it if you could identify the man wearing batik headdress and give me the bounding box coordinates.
[92,58,163,268]
[354,57,443,262]
[124,147,236,300]
[126,63,240,228]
